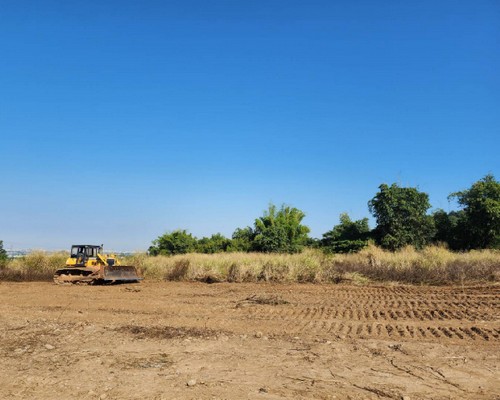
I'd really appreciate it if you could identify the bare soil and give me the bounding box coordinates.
[0,282,499,399]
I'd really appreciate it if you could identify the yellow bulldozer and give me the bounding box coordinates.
[53,244,142,284]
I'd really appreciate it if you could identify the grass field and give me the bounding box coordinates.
[1,245,499,285]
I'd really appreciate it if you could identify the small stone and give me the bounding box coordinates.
[44,344,55,350]
[255,332,263,338]
[99,394,108,400]
[326,341,332,345]
[259,387,268,393]
[401,396,411,400]
[187,379,197,387]
[293,336,300,340]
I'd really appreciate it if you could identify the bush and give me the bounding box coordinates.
[321,213,371,253]
[197,233,231,254]
[0,240,7,267]
[149,230,197,256]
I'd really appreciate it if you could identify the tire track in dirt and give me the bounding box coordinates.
[235,285,499,342]
[3,283,498,344]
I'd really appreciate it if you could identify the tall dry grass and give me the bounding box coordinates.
[1,246,499,285]
[328,244,500,284]
[0,251,68,281]
[125,250,327,283]
[125,245,499,285]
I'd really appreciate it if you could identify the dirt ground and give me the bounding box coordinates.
[0,282,498,400]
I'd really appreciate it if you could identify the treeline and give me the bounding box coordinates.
[148,174,500,255]
[0,240,7,266]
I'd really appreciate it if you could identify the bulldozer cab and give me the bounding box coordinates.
[70,245,102,264]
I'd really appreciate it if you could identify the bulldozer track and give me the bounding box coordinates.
[4,282,498,344]
[1,281,499,400]
[230,285,499,342]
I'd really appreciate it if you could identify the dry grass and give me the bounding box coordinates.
[329,244,500,284]
[1,246,499,285]
[0,251,68,281]
[126,246,500,285]
[126,250,327,283]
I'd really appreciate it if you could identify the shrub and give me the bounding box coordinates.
[149,230,197,256]
[321,213,370,253]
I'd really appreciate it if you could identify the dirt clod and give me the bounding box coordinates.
[239,294,289,306]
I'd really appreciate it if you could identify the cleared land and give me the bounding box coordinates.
[0,282,499,399]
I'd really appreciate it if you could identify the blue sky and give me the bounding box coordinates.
[0,0,498,250]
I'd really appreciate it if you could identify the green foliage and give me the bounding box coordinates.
[432,209,468,250]
[253,204,310,253]
[197,233,232,254]
[449,174,500,249]
[324,239,369,254]
[369,183,435,250]
[321,213,370,253]
[149,230,197,256]
[146,176,498,255]
[304,237,321,249]
[229,227,255,252]
[0,240,8,267]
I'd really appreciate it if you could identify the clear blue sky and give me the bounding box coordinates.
[0,0,498,251]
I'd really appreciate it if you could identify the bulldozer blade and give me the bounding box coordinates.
[102,265,142,282]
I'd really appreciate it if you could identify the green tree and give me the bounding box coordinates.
[253,204,310,253]
[0,240,8,266]
[449,174,500,249]
[432,209,468,250]
[197,233,231,254]
[149,230,197,256]
[228,227,255,252]
[368,183,435,250]
[321,213,371,253]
